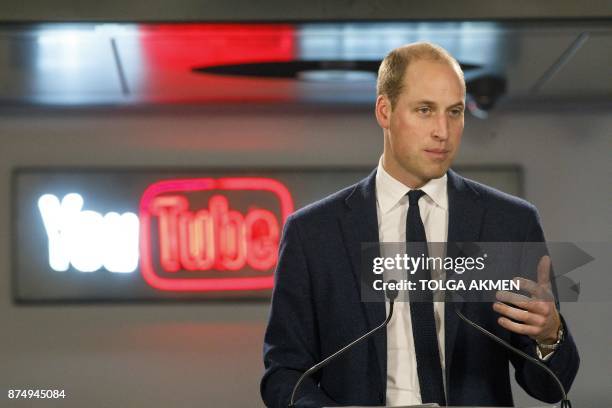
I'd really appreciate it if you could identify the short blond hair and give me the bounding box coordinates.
[377,42,465,109]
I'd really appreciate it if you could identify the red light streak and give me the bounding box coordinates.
[137,24,297,103]
[139,24,296,68]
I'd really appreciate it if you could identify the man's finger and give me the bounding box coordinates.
[496,290,531,309]
[537,255,552,287]
[496,290,550,314]
[515,277,555,302]
[493,302,548,326]
[515,277,538,296]
[496,317,539,337]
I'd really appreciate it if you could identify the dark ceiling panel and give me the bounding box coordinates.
[1,0,611,22]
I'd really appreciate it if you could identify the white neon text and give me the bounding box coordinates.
[37,193,139,273]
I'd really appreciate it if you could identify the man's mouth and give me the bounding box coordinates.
[424,149,450,159]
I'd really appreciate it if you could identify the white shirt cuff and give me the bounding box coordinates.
[536,345,555,361]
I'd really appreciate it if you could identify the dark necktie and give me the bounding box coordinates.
[406,190,446,405]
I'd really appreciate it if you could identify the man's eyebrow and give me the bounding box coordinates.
[448,102,465,109]
[413,100,437,106]
[412,100,465,108]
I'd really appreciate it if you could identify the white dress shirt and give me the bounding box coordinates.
[375,158,448,407]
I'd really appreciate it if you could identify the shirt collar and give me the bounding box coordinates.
[375,157,448,214]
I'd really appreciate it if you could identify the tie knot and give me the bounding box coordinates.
[407,189,426,206]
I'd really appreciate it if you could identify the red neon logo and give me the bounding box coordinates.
[139,178,293,292]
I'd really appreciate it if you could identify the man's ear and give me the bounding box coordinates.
[375,95,391,130]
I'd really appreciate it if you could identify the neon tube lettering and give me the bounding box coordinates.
[38,193,139,273]
[150,194,279,272]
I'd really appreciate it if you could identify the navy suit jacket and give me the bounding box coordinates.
[261,169,579,407]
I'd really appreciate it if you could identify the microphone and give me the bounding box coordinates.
[455,308,572,408]
[288,280,399,407]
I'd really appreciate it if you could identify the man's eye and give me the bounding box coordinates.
[449,108,464,117]
[417,107,431,114]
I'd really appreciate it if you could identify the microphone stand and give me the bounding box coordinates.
[289,282,399,407]
[455,308,572,408]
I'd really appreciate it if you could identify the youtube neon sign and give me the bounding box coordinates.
[140,178,293,292]
[38,193,139,273]
[36,177,294,293]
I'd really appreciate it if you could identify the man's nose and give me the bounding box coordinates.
[432,114,449,140]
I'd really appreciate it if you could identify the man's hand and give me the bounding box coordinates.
[492,255,561,345]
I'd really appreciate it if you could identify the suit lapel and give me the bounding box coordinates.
[445,169,485,393]
[340,169,387,392]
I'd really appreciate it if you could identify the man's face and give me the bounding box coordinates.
[376,59,465,188]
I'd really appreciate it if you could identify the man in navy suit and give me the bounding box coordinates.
[261,42,579,407]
